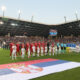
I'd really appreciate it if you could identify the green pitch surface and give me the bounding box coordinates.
[0,48,80,80]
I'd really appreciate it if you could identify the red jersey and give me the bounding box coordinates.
[34,42,37,52]
[52,42,54,47]
[9,43,14,48]
[38,42,41,48]
[42,42,45,48]
[16,44,20,52]
[26,43,29,49]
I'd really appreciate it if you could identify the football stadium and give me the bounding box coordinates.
[0,0,80,80]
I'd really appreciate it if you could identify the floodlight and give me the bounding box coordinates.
[1,6,6,11]
[1,6,6,17]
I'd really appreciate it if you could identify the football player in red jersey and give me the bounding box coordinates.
[26,42,29,55]
[52,42,54,47]
[34,41,37,53]
[30,42,33,55]
[38,41,41,55]
[42,41,45,54]
[16,42,20,55]
[21,43,25,55]
[9,42,14,57]
[38,41,41,48]
[37,44,40,57]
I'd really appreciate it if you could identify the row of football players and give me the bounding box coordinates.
[10,42,56,60]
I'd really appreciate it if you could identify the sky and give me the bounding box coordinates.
[0,0,80,25]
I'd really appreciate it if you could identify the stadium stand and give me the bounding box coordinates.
[0,16,80,38]
[50,20,80,37]
[0,16,49,37]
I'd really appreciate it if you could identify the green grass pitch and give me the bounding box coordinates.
[0,48,80,80]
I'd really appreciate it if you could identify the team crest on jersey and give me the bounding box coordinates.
[8,64,43,74]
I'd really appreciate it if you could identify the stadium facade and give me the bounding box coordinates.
[0,16,80,37]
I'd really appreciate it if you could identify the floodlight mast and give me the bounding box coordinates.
[18,10,21,19]
[64,16,67,23]
[1,6,6,17]
[75,11,78,21]
[31,15,34,23]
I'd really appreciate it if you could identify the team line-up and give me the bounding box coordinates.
[9,41,69,60]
